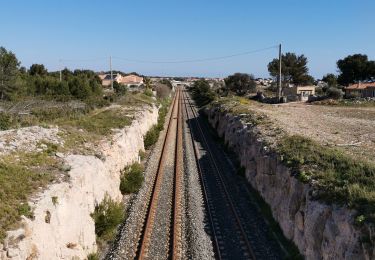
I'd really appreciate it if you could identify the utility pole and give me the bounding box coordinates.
[278,43,282,101]
[59,59,62,82]
[1,67,3,100]
[110,56,113,91]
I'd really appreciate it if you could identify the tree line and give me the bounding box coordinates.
[0,47,103,101]
[190,51,375,105]
[268,52,375,87]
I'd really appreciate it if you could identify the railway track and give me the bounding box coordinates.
[137,88,184,260]
[182,90,256,259]
[108,88,284,260]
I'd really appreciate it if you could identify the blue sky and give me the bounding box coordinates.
[0,0,374,78]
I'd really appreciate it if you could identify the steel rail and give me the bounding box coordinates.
[181,90,222,260]
[184,90,257,260]
[137,89,180,259]
[172,88,183,260]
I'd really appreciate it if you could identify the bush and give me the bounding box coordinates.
[144,125,159,149]
[326,87,344,100]
[113,81,127,95]
[87,253,99,260]
[90,194,124,240]
[224,73,256,96]
[0,113,12,130]
[120,163,144,194]
[143,88,153,97]
[190,79,216,106]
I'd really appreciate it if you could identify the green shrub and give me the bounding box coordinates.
[139,150,146,161]
[120,163,144,194]
[17,203,33,218]
[90,194,124,241]
[113,82,128,95]
[144,125,159,149]
[143,88,153,97]
[87,253,99,260]
[326,87,344,100]
[190,79,216,106]
[0,113,12,130]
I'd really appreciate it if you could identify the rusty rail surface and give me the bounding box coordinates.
[172,89,183,260]
[138,88,183,260]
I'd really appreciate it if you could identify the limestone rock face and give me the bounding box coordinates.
[1,107,158,260]
[206,107,373,260]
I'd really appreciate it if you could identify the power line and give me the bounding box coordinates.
[112,45,278,64]
[57,45,278,65]
[60,57,108,62]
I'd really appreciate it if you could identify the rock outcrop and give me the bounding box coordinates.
[205,106,374,260]
[1,106,158,260]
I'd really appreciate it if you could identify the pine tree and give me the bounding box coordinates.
[0,47,20,100]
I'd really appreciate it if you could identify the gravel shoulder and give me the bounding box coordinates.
[182,96,215,260]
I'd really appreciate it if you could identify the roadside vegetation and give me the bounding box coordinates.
[311,98,375,107]
[120,163,144,194]
[90,194,125,249]
[144,97,171,149]
[278,135,375,223]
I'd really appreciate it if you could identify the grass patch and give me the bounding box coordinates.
[0,145,60,242]
[58,108,131,136]
[0,103,89,130]
[278,135,375,224]
[90,194,125,243]
[120,163,144,194]
[0,160,54,241]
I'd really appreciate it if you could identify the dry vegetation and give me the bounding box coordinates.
[0,92,156,242]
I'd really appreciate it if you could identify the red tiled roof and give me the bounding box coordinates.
[346,82,375,90]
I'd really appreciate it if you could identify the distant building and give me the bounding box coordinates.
[345,82,375,98]
[283,85,316,102]
[98,73,144,88]
[254,78,274,87]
